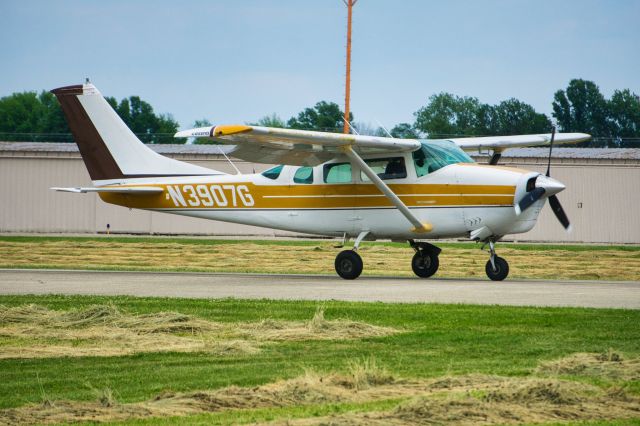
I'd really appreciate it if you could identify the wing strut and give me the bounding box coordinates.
[342,146,432,233]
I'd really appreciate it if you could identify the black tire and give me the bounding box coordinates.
[485,256,509,281]
[335,250,363,280]
[411,251,439,278]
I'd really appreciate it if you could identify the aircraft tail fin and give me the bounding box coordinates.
[51,82,223,182]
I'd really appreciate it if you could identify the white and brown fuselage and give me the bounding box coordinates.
[51,82,579,242]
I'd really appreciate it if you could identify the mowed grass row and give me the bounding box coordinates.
[1,236,639,280]
[0,294,639,413]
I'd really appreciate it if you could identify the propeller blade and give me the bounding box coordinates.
[546,126,556,177]
[548,194,571,230]
[515,187,545,215]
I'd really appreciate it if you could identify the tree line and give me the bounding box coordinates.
[0,79,638,147]
[0,91,180,143]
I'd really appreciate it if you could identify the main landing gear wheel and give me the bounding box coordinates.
[335,250,363,280]
[485,256,509,281]
[409,241,441,279]
[411,251,439,278]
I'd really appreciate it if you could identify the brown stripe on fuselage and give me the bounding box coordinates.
[98,182,516,210]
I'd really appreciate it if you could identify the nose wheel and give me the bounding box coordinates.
[484,240,509,281]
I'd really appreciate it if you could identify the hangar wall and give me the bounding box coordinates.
[1,143,639,243]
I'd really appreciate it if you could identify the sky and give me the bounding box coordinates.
[1,0,638,131]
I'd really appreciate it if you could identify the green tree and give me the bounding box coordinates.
[0,91,70,141]
[105,95,181,144]
[414,93,551,138]
[251,113,285,128]
[492,98,551,135]
[287,101,351,133]
[552,79,611,140]
[413,93,483,137]
[390,122,419,139]
[608,89,640,138]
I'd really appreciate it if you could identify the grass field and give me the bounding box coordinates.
[1,235,639,281]
[0,295,639,425]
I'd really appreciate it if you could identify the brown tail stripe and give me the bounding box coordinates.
[51,85,124,180]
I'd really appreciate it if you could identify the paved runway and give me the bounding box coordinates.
[1,269,638,308]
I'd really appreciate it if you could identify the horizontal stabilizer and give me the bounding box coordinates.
[51,186,164,194]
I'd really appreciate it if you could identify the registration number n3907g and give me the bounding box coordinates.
[166,184,254,208]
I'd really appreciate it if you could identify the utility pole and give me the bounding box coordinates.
[342,0,357,134]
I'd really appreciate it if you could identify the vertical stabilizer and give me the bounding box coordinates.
[51,82,222,182]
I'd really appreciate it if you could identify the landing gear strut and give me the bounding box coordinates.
[409,240,441,278]
[483,240,509,281]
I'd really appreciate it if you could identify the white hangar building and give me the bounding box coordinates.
[1,142,639,244]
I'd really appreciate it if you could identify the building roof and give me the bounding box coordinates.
[1,141,640,160]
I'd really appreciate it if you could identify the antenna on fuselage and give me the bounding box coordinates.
[375,119,393,138]
[345,120,360,135]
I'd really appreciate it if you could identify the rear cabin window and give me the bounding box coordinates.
[293,166,314,184]
[360,157,407,181]
[323,162,352,183]
[261,165,284,180]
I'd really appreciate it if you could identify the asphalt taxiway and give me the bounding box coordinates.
[1,269,638,308]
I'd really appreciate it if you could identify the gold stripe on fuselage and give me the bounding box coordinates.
[98,183,516,210]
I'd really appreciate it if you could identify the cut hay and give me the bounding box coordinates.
[536,351,640,381]
[0,305,398,359]
[346,357,396,390]
[3,239,638,281]
[3,370,639,426]
[0,303,218,333]
[236,308,398,342]
[0,304,223,359]
[0,369,400,425]
[267,378,640,426]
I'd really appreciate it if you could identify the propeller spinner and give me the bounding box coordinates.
[514,126,572,231]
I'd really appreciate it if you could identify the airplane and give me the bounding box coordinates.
[51,81,590,281]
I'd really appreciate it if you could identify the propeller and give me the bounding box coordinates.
[514,126,571,231]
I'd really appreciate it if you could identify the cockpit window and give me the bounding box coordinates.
[413,140,474,177]
[261,165,284,180]
[360,157,407,181]
[293,166,314,184]
[324,162,352,183]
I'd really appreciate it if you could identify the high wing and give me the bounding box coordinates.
[175,125,590,165]
[175,125,420,166]
[449,133,591,152]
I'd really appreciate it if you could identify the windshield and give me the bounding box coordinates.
[413,139,474,177]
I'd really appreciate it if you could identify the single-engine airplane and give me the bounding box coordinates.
[51,82,590,280]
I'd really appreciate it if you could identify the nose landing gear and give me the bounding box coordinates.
[483,240,509,281]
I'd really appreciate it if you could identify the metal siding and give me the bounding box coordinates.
[0,152,637,243]
[513,165,640,243]
[0,157,95,232]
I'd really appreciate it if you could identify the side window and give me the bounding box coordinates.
[412,149,428,178]
[293,166,314,184]
[360,157,407,181]
[261,165,284,180]
[323,162,352,183]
